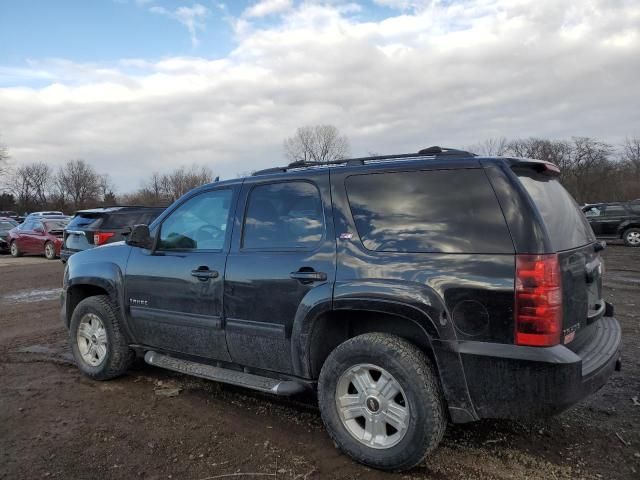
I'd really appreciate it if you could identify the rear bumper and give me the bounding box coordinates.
[458,316,621,420]
[60,248,83,262]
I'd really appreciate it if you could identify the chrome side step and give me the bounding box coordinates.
[144,351,306,396]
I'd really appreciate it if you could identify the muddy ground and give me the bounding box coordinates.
[0,246,639,480]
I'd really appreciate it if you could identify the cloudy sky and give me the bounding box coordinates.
[1,0,639,192]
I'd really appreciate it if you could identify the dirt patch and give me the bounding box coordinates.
[0,249,639,479]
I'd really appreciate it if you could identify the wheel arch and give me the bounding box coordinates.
[619,222,640,238]
[63,260,135,342]
[291,299,480,423]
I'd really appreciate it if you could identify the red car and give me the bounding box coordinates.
[9,217,69,260]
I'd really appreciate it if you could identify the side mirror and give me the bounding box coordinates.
[127,224,153,249]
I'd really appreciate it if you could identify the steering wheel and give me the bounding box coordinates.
[195,224,223,244]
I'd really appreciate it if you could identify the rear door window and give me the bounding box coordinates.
[515,169,594,251]
[242,181,325,250]
[603,205,627,217]
[345,169,513,253]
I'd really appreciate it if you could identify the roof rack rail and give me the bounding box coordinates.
[252,146,474,176]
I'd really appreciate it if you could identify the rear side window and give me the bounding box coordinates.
[604,205,626,217]
[242,181,324,250]
[515,169,594,251]
[345,169,513,253]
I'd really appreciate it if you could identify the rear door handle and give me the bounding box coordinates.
[191,268,219,281]
[289,270,327,284]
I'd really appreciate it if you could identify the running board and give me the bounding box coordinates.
[144,351,306,396]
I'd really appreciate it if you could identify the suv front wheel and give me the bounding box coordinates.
[318,333,446,471]
[69,295,135,380]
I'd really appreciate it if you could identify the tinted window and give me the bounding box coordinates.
[604,205,627,216]
[346,169,513,253]
[515,169,594,251]
[243,181,324,250]
[67,214,103,229]
[159,189,232,251]
[628,203,640,214]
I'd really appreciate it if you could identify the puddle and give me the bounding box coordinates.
[1,287,61,304]
[13,343,74,364]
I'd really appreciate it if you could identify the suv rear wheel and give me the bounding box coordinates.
[69,295,135,380]
[623,228,640,247]
[318,333,446,471]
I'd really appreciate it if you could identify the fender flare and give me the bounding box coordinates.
[64,261,136,343]
[290,293,480,423]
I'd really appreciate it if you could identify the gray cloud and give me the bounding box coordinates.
[0,0,639,192]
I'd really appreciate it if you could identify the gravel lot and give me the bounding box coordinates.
[0,246,639,480]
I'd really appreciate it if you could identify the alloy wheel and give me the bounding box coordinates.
[76,313,108,367]
[335,363,410,449]
[626,231,640,246]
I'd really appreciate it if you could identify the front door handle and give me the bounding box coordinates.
[191,267,219,281]
[289,270,327,284]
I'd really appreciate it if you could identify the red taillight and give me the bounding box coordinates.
[94,232,115,246]
[515,254,562,347]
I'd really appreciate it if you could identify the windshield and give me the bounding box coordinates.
[0,221,16,230]
[515,168,595,251]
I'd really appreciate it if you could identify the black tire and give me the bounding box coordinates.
[69,295,135,380]
[44,241,56,260]
[10,241,22,257]
[318,333,446,471]
[623,228,640,247]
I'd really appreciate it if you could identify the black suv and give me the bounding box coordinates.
[61,206,165,262]
[582,201,640,247]
[61,147,621,471]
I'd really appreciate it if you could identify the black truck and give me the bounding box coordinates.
[61,147,621,471]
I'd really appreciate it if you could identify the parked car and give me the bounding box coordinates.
[0,217,19,253]
[9,217,69,259]
[582,201,640,246]
[61,147,621,471]
[0,211,24,223]
[24,210,65,219]
[61,206,165,262]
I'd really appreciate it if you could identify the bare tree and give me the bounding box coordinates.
[56,159,101,210]
[284,125,350,164]
[0,136,9,177]
[622,137,640,176]
[98,174,117,206]
[126,165,215,206]
[470,137,508,156]
[7,165,33,213]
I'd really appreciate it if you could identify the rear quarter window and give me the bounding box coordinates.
[514,169,594,251]
[345,169,513,253]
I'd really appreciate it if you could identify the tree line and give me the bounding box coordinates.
[0,157,215,213]
[468,136,640,204]
[1,128,639,214]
